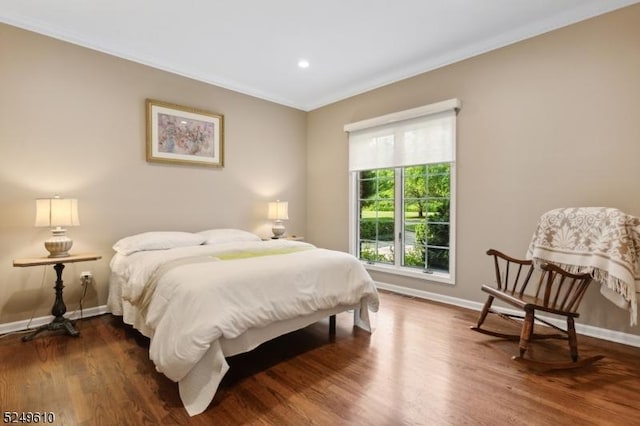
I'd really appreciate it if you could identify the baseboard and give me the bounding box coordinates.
[375,281,640,348]
[0,305,109,336]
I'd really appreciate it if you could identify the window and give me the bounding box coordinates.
[345,99,460,284]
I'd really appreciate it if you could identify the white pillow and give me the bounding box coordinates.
[198,228,261,245]
[113,231,206,256]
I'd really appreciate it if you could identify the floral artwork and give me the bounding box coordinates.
[158,114,215,157]
[146,99,224,167]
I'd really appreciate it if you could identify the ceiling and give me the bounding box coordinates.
[1,0,638,111]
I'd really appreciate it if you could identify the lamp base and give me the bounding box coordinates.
[271,220,286,239]
[44,229,73,258]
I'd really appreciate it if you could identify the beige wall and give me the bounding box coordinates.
[0,24,307,324]
[307,5,640,334]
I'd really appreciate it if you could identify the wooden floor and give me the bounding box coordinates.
[1,291,639,425]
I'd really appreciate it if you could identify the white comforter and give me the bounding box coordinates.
[108,239,379,415]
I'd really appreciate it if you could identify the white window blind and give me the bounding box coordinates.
[345,99,460,172]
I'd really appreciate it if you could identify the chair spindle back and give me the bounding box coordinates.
[537,263,592,313]
[487,249,534,296]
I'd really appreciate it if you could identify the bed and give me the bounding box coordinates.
[106,229,380,416]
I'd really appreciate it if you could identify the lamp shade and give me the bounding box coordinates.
[35,197,80,227]
[267,201,289,220]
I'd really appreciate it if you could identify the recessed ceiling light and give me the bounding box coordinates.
[298,59,310,69]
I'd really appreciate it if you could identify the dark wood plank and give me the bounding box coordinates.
[1,291,639,425]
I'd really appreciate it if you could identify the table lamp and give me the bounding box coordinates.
[268,200,288,238]
[35,195,80,257]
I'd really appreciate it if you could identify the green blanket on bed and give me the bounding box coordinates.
[216,246,313,260]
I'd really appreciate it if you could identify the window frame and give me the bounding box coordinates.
[349,163,456,285]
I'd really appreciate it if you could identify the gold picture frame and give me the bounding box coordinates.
[146,99,224,167]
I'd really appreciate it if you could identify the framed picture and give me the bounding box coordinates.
[146,99,224,167]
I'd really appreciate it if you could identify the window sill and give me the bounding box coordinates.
[363,262,455,285]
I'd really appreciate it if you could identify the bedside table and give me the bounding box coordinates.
[13,253,101,341]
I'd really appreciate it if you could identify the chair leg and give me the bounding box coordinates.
[567,317,578,362]
[475,295,494,328]
[518,310,535,358]
[513,312,604,370]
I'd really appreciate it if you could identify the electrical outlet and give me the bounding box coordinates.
[81,271,92,280]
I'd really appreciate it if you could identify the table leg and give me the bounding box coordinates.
[22,262,80,342]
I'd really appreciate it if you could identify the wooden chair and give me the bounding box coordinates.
[471,249,604,370]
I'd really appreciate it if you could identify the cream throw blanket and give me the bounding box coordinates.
[526,207,640,326]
